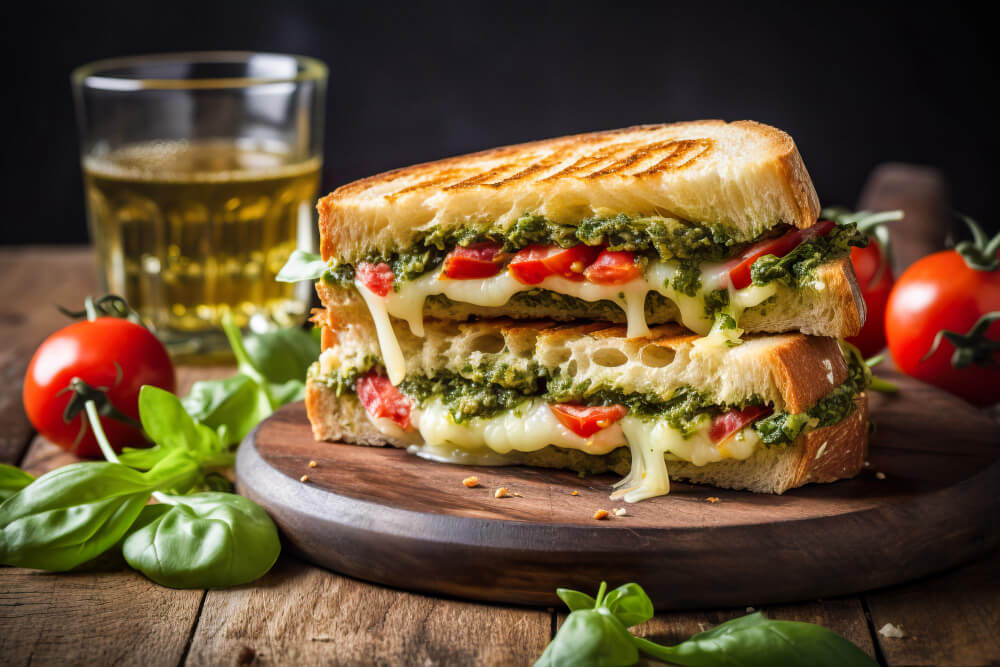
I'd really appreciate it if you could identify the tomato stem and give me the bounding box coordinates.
[954,213,1000,272]
[83,400,121,464]
[922,311,1000,369]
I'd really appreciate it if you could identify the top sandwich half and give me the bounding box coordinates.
[292,121,867,382]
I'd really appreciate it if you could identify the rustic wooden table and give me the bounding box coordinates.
[2,244,998,666]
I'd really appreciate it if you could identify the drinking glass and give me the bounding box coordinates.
[72,52,327,360]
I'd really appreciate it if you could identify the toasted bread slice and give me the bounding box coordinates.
[304,381,868,495]
[318,121,820,261]
[312,315,848,414]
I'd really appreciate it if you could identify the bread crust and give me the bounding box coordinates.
[318,121,820,260]
[304,380,868,495]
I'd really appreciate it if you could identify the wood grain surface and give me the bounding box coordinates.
[237,369,1000,609]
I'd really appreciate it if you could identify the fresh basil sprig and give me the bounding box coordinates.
[0,464,34,502]
[537,582,876,667]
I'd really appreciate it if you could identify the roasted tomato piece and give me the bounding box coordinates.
[509,244,602,284]
[442,242,508,279]
[356,372,413,429]
[355,262,395,297]
[708,405,773,444]
[583,249,642,285]
[550,403,629,438]
[727,219,836,290]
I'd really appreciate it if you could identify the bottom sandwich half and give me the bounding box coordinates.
[305,316,870,501]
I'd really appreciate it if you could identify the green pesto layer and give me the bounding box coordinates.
[321,213,865,292]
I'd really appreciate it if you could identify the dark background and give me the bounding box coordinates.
[4,0,997,244]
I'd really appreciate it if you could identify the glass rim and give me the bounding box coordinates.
[71,51,327,91]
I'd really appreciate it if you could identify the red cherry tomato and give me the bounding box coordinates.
[442,242,508,279]
[23,318,175,458]
[583,250,642,285]
[550,403,628,438]
[708,405,773,444]
[886,249,1000,406]
[356,262,395,297]
[356,372,414,429]
[846,240,894,357]
[727,220,837,289]
[509,244,602,285]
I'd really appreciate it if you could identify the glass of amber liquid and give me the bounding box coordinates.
[72,52,326,360]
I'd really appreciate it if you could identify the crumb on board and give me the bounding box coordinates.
[878,623,905,639]
[875,471,886,480]
[614,508,627,517]
[706,496,720,503]
[299,474,309,483]
[462,476,480,488]
[494,487,522,499]
[308,460,318,468]
[863,460,871,468]
[593,509,610,520]
[570,490,579,496]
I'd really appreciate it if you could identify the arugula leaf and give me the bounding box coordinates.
[275,249,327,283]
[0,464,34,503]
[123,492,280,589]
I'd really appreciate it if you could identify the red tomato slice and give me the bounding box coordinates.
[356,372,413,430]
[708,405,773,444]
[509,244,602,284]
[550,403,629,438]
[356,262,395,297]
[442,242,508,279]
[583,249,642,285]
[727,219,837,290]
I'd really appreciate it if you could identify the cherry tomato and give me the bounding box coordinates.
[442,242,508,279]
[583,250,642,285]
[356,262,395,297]
[23,318,175,457]
[356,372,414,429]
[509,244,602,285]
[846,240,894,357]
[708,405,773,444]
[727,219,836,289]
[550,403,628,438]
[886,249,1000,406]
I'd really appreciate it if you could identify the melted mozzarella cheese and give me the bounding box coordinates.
[358,260,778,383]
[379,397,759,502]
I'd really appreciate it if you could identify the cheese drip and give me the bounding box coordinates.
[357,259,778,384]
[386,397,759,502]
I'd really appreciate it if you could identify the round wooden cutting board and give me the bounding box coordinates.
[236,369,1000,609]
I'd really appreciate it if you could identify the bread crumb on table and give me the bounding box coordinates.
[593,509,610,520]
[570,490,579,496]
[875,471,886,480]
[706,497,720,503]
[308,460,318,468]
[878,623,905,639]
[494,487,521,498]
[462,476,480,488]
[614,508,627,516]
[299,475,309,483]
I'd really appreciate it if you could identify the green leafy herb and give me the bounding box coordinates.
[122,492,280,589]
[538,581,875,667]
[750,223,866,287]
[275,249,327,282]
[0,464,34,502]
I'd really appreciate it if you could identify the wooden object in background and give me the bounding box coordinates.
[857,163,950,272]
[237,370,1000,609]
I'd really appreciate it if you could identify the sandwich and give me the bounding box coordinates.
[306,315,870,499]
[285,121,866,384]
[284,120,871,500]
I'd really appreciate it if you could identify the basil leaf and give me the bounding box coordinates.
[123,492,280,589]
[636,612,876,667]
[0,464,34,503]
[182,374,268,446]
[244,327,320,387]
[556,587,597,612]
[534,608,638,667]
[120,386,233,470]
[602,583,654,628]
[0,462,155,570]
[276,249,327,282]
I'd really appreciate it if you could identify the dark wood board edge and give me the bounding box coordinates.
[236,423,1000,610]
